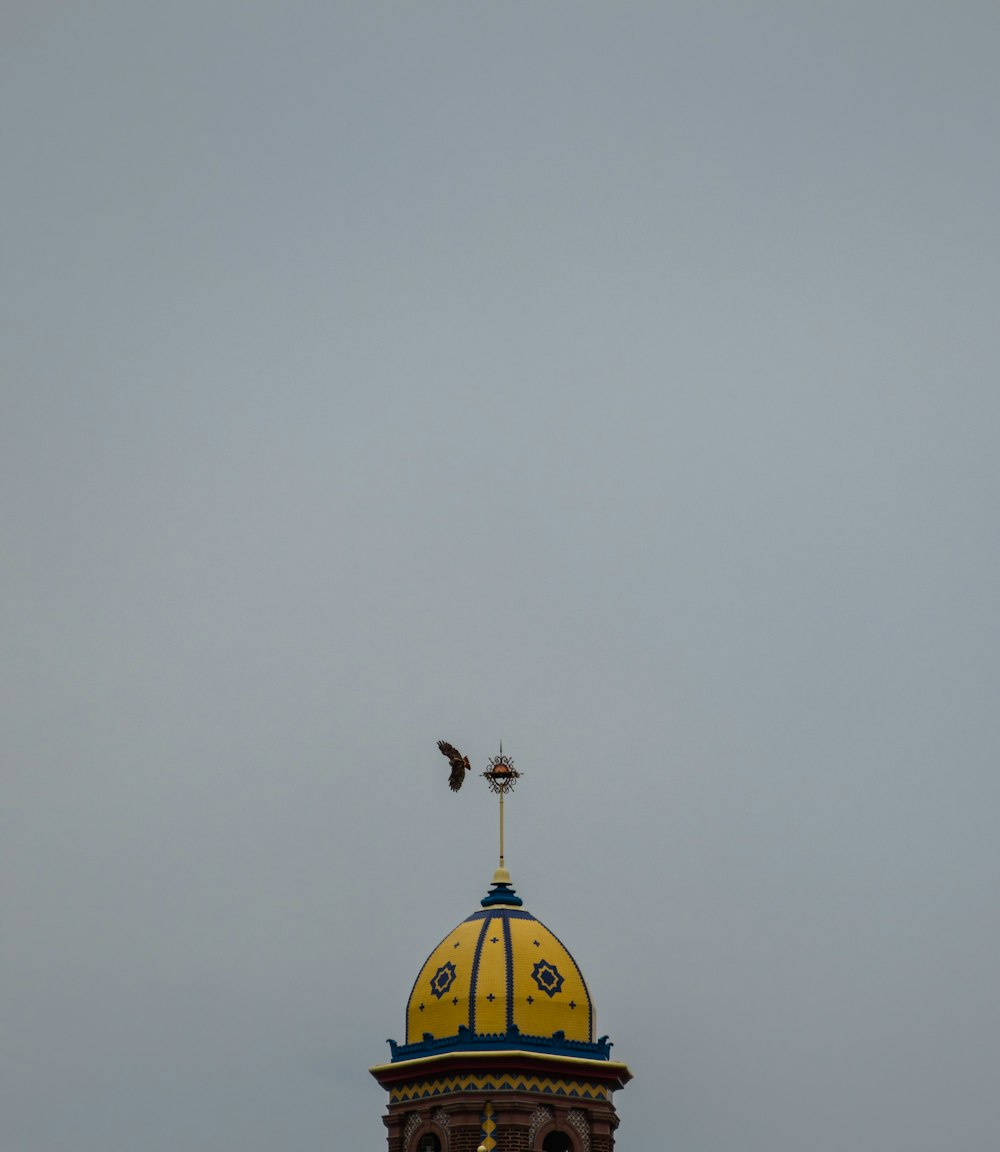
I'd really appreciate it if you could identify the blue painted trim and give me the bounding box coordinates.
[468,914,490,1034]
[502,913,515,1032]
[387,1026,614,1063]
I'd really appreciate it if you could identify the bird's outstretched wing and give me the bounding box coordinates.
[437,740,470,791]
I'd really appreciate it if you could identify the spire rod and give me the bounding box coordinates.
[482,749,521,885]
[481,749,523,908]
[499,785,505,872]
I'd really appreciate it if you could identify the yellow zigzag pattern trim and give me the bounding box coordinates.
[388,1073,609,1104]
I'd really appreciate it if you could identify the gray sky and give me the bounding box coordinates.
[3,4,999,1150]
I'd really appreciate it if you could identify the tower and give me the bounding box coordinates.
[370,752,631,1152]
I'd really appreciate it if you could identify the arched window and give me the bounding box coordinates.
[542,1132,574,1152]
[415,1134,441,1152]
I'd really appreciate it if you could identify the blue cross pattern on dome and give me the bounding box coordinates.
[429,961,457,999]
[530,959,565,998]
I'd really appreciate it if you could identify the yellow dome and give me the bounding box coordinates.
[404,881,595,1049]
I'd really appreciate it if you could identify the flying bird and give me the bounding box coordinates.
[437,740,470,791]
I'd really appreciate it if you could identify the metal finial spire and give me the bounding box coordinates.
[482,747,521,883]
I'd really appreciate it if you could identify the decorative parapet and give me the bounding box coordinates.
[387,1024,613,1063]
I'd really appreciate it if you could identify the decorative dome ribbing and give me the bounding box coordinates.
[389,876,610,1063]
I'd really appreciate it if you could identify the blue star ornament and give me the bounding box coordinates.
[530,959,565,998]
[429,962,457,999]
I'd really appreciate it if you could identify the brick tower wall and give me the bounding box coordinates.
[382,1088,620,1152]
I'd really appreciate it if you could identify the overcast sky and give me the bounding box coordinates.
[3,4,999,1151]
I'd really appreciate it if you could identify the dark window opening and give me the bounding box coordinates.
[542,1132,574,1152]
[416,1135,441,1152]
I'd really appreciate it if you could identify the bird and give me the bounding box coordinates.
[437,740,470,791]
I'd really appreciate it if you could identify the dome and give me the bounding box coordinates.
[394,875,607,1061]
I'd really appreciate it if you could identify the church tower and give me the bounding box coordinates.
[370,752,631,1152]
